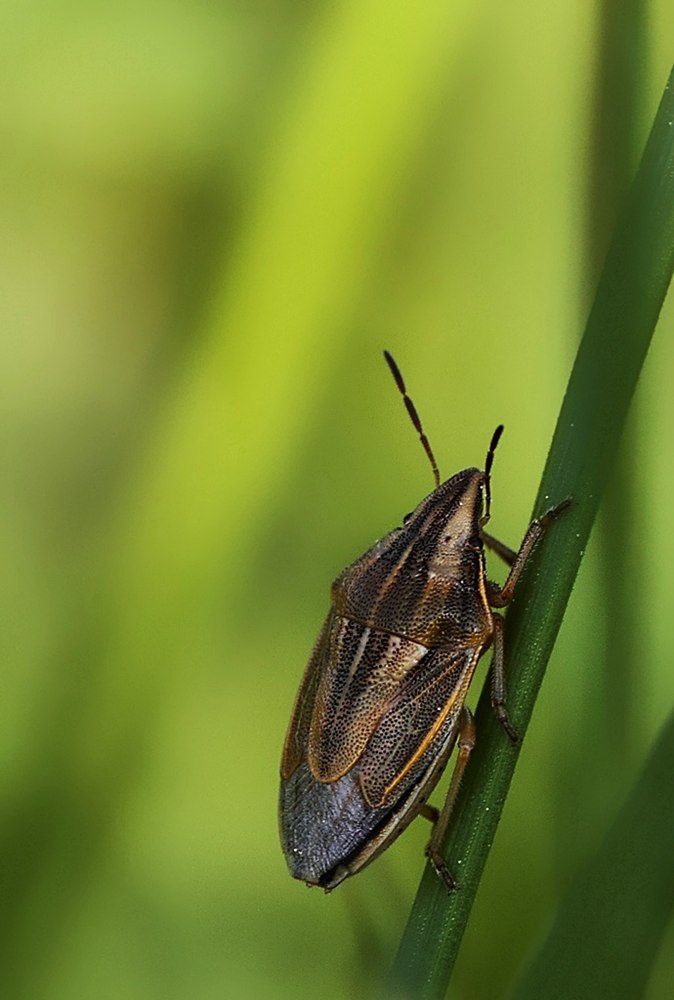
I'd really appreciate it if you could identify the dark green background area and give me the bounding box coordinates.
[1,3,673,997]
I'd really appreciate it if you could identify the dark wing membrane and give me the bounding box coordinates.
[357,644,479,807]
[307,614,429,783]
[280,761,390,885]
[280,612,332,779]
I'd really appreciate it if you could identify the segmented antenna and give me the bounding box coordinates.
[383,351,440,488]
[483,424,504,522]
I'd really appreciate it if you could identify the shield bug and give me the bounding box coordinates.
[279,352,567,891]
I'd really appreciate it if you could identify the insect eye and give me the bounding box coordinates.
[403,511,413,524]
[469,534,483,549]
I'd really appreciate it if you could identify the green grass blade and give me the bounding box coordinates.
[387,65,674,999]
[511,706,674,1000]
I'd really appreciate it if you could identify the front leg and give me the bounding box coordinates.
[480,530,517,567]
[487,499,570,608]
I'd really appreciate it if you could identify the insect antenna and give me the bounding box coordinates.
[383,350,440,487]
[483,424,504,522]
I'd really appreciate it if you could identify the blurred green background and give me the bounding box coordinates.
[2,2,674,997]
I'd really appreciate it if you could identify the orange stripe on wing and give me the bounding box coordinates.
[377,649,480,803]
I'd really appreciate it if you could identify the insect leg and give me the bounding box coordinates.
[425,706,476,892]
[488,499,570,607]
[480,530,517,567]
[490,613,519,743]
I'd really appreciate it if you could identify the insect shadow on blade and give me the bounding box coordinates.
[279,352,568,893]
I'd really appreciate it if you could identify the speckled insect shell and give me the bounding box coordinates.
[279,466,493,890]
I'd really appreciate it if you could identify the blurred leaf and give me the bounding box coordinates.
[590,0,647,773]
[512,706,674,1000]
[77,0,480,757]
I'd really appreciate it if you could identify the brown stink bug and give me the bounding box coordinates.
[279,352,567,891]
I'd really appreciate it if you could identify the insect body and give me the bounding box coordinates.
[279,353,567,891]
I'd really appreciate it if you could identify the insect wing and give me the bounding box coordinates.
[307,614,429,783]
[280,613,330,781]
[354,643,478,808]
[280,610,393,883]
[280,604,480,884]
